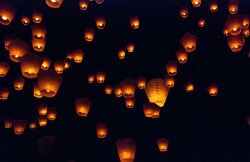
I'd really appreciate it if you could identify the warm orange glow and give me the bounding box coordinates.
[191,0,201,7]
[242,29,249,37]
[225,15,242,35]
[136,76,146,89]
[0,62,10,77]
[127,43,135,53]
[46,0,64,8]
[119,78,136,98]
[4,35,16,50]
[32,24,47,41]
[79,0,88,10]
[96,123,108,138]
[185,82,194,93]
[13,76,25,90]
[88,75,95,84]
[4,119,13,128]
[63,60,71,69]
[207,84,218,96]
[242,15,249,29]
[180,33,197,52]
[32,11,43,23]
[143,102,159,118]
[105,85,113,94]
[129,16,140,29]
[222,27,230,36]
[116,138,136,162]
[164,76,175,88]
[84,28,95,42]
[228,0,239,14]
[175,49,188,64]
[38,116,48,127]
[41,57,51,70]
[32,38,46,52]
[67,53,74,60]
[29,122,37,129]
[0,2,16,25]
[73,49,84,63]
[209,1,218,12]
[95,16,106,29]
[118,49,126,59]
[157,138,169,152]
[47,107,57,121]
[227,35,245,52]
[34,82,43,98]
[165,61,178,76]
[54,60,65,74]
[114,85,123,97]
[125,97,135,108]
[0,87,10,100]
[38,103,48,115]
[75,98,92,117]
[198,18,206,27]
[21,16,30,26]
[179,7,188,18]
[96,71,106,83]
[9,39,30,62]
[13,120,26,135]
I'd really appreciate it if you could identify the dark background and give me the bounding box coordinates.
[0,0,250,162]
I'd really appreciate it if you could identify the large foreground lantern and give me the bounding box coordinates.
[34,82,43,98]
[175,49,188,64]
[41,57,51,70]
[32,11,43,23]
[207,84,218,96]
[145,78,169,107]
[129,16,139,29]
[209,1,218,12]
[136,76,146,89]
[116,138,136,162]
[73,49,84,63]
[96,123,108,138]
[38,103,48,115]
[0,62,10,77]
[13,76,25,90]
[13,120,26,135]
[225,15,242,35]
[9,39,30,62]
[45,0,64,8]
[79,0,88,10]
[143,102,159,118]
[0,87,9,100]
[165,61,178,76]
[180,33,197,52]
[157,138,169,152]
[95,16,106,29]
[0,1,16,25]
[37,70,63,98]
[228,0,239,14]
[21,16,30,26]
[47,107,57,121]
[75,98,92,117]
[191,0,201,8]
[20,53,43,78]
[227,35,245,52]
[84,28,95,42]
[125,97,135,108]
[38,116,47,126]
[114,85,123,97]
[96,71,106,83]
[179,7,188,18]
[119,78,136,98]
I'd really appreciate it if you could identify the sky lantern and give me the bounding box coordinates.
[32,24,47,41]
[116,138,136,162]
[34,82,43,98]
[125,97,135,108]
[63,60,71,69]
[38,103,48,115]
[13,76,25,90]
[84,28,95,42]
[143,102,158,118]
[96,71,106,83]
[227,35,245,52]
[164,76,175,88]
[19,53,43,78]
[129,16,139,29]
[225,15,242,35]
[207,84,218,96]
[4,35,16,50]
[67,53,74,60]
[198,18,206,27]
[175,49,188,64]
[32,38,46,52]
[38,116,47,127]
[157,138,169,152]
[38,70,62,98]
[9,39,30,62]
[105,85,113,95]
[29,122,37,129]
[4,118,13,128]
[95,16,106,29]
[119,78,136,98]
[13,120,26,135]
[79,0,88,10]
[127,43,135,53]
[45,0,64,8]
[180,33,197,52]
[185,82,194,93]
[95,0,104,4]
[88,74,95,84]
[118,49,126,59]
[0,87,10,100]
[47,107,57,121]
[209,1,218,12]
[191,0,201,7]
[0,1,16,25]
[41,57,51,70]
[242,29,249,37]
[152,107,160,118]
[165,61,178,76]
[0,62,10,77]
[73,49,84,63]
[228,0,239,14]
[75,98,92,117]
[179,7,188,18]
[96,123,108,138]
[222,27,230,36]
[21,16,30,26]
[114,85,123,97]
[54,60,65,74]
[136,76,146,89]
[242,15,249,29]
[32,11,43,23]
[145,78,169,107]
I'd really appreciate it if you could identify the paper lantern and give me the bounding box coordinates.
[242,29,249,37]
[0,1,16,25]
[73,49,84,63]
[136,76,146,89]
[32,24,47,41]
[37,70,63,97]
[209,1,218,12]
[129,16,139,29]
[21,16,30,26]
[38,116,47,126]
[242,15,249,29]
[63,60,71,69]
[54,60,65,74]
[145,78,169,107]
[191,0,201,7]
[105,85,113,95]
[175,49,188,64]
[32,38,46,52]
[157,138,169,152]
[180,33,197,52]
[46,0,64,8]
[9,39,30,62]
[95,0,104,4]
[179,7,188,18]
[207,84,218,96]
[38,103,48,115]
[29,122,37,129]
[165,61,178,76]
[75,98,92,117]
[47,107,57,121]
[38,135,56,155]
[225,15,242,35]
[164,76,175,88]
[143,102,158,118]
[67,53,74,60]
[0,87,9,100]
[152,107,160,118]
[20,53,43,78]
[185,82,194,93]
[118,49,126,60]
[88,74,95,83]
[41,57,51,70]
[119,78,136,98]
[198,18,206,27]
[32,11,43,23]
[116,138,136,162]
[4,118,12,128]
[114,85,123,97]
[227,35,245,52]
[13,120,26,135]
[96,123,108,138]
[125,97,135,108]
[34,82,43,98]
[126,43,135,53]
[228,0,239,14]
[0,62,10,77]
[84,28,95,42]
[79,0,88,10]
[96,71,106,83]
[95,16,106,29]
[13,76,25,90]
[4,35,16,50]
[222,27,230,36]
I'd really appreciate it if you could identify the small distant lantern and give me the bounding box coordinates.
[13,120,26,135]
[127,43,135,53]
[73,49,84,63]
[228,0,239,14]
[32,24,47,41]
[175,49,188,64]
[114,85,123,97]
[95,16,106,29]
[179,7,188,18]
[0,87,9,100]
[29,122,37,129]
[164,76,175,88]
[63,60,71,69]
[180,33,197,52]
[4,35,16,50]
[9,39,30,62]
[47,107,57,121]
[242,15,249,29]
[67,53,74,60]
[242,29,249,37]
[75,98,92,117]
[145,78,169,107]
[38,103,48,115]
[13,76,25,90]
[185,82,194,93]
[32,11,43,23]
[0,62,10,77]
[20,53,43,78]
[0,1,16,25]
[34,82,43,98]
[222,27,230,36]
[105,85,113,95]
[84,28,95,42]
[95,0,104,4]
[96,123,108,138]
[136,76,146,89]
[118,49,126,59]
[207,84,218,96]
[116,138,136,162]
[227,35,245,52]
[165,61,178,76]
[45,0,64,8]
[152,107,160,118]
[41,57,51,70]
[38,116,47,127]
[21,16,30,26]
[79,0,88,10]
[32,38,46,52]
[4,118,13,128]
[225,15,242,35]
[54,60,65,74]
[119,78,136,98]
[209,1,218,12]
[125,97,135,108]
[129,16,139,29]
[157,138,169,152]
[191,0,201,7]
[143,102,158,118]
[198,18,206,27]
[88,74,95,84]
[96,71,106,83]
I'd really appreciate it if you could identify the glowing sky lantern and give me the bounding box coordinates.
[129,16,139,29]
[0,62,10,77]
[179,7,188,18]
[0,1,16,25]
[191,0,201,8]
[32,10,43,23]
[95,16,106,29]
[45,0,64,8]
[228,0,239,14]
[157,138,169,152]
[180,33,197,52]
[116,138,136,162]
[209,1,218,12]
[21,16,30,26]
[79,0,88,11]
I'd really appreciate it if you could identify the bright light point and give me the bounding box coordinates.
[2,16,8,20]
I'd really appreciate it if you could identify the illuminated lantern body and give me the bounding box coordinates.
[13,76,25,90]
[96,123,108,138]
[79,0,88,10]
[32,11,43,23]
[4,35,16,50]
[207,84,218,96]
[222,27,230,36]
[38,103,48,115]
[127,43,135,53]
[20,53,43,78]
[32,24,47,41]
[29,122,37,129]
[180,33,197,52]
[227,35,245,52]
[54,60,65,74]
[114,85,123,97]
[125,97,135,108]
[47,107,57,121]
[119,78,136,98]
[175,49,188,64]
[0,87,9,100]
[88,75,95,83]
[32,38,46,52]
[242,15,249,29]
[46,0,64,8]
[129,16,139,29]
[67,53,74,60]
[118,49,126,59]
[179,7,188,18]
[228,0,239,14]
[136,76,146,89]
[95,16,106,29]
[191,0,201,7]
[73,49,84,63]
[185,82,194,92]
[9,39,30,62]
[209,1,218,12]
[84,28,95,42]
[225,15,242,35]
[152,107,160,118]
[34,82,43,98]
[95,0,104,4]
[0,1,16,25]
[165,61,178,76]
[41,57,51,70]
[4,119,13,128]
[96,71,106,83]
[0,62,10,77]
[105,85,113,94]
[75,98,92,117]
[164,76,175,88]
[157,138,169,152]
[242,29,249,37]
[13,120,26,135]
[143,102,158,118]
[116,138,136,162]
[21,16,30,26]
[37,70,63,98]
[38,116,47,127]
[63,60,71,69]
[145,78,169,107]
[198,18,206,27]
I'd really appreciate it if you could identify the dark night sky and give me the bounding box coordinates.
[0,0,250,162]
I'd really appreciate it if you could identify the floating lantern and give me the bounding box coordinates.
[0,87,9,100]
[29,122,37,129]
[222,27,230,36]
[129,16,139,29]
[13,76,25,90]
[84,28,95,42]
[32,24,47,41]
[225,15,242,35]
[41,57,51,70]
[105,85,113,95]
[191,0,201,7]
[79,0,88,10]
[63,60,71,69]
[165,61,178,76]
[157,138,169,152]
[179,7,188,18]
[207,84,218,96]
[47,107,57,121]
[21,16,30,26]
[4,35,16,50]
[34,82,43,98]
[242,15,249,29]
[4,118,13,128]
[0,1,16,25]
[32,38,46,52]
[95,16,106,29]
[0,62,10,77]
[45,0,64,8]
[198,18,206,27]
[9,39,30,62]
[75,98,92,117]
[175,49,188,64]
[164,76,175,88]
[116,138,136,162]
[119,78,136,98]
[32,11,43,23]
[114,85,123,97]
[227,35,245,52]
[209,1,218,12]
[242,29,249,37]
[20,53,43,78]
[88,74,95,83]
[125,97,135,108]
[143,102,158,118]
[67,53,74,60]
[228,0,239,14]
[118,49,126,59]
[185,82,194,92]
[38,116,47,126]
[136,76,146,89]
[38,103,48,115]
[73,49,84,63]
[152,107,160,118]
[96,71,106,83]
[96,123,108,138]
[180,33,197,52]
[13,120,26,135]
[127,43,135,53]
[54,60,65,74]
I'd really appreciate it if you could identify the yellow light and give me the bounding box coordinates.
[2,16,8,21]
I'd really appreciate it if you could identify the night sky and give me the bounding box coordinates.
[0,0,250,162]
